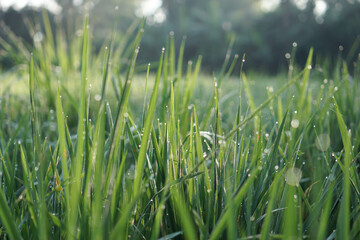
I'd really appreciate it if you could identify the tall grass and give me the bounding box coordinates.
[0,16,360,240]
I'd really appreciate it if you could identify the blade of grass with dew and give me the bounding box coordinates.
[226,175,237,240]
[160,38,170,122]
[150,182,169,240]
[193,107,210,190]
[171,187,198,240]
[180,60,193,137]
[175,36,186,113]
[209,167,261,240]
[334,98,351,240]
[91,105,106,240]
[169,32,175,82]
[29,52,48,240]
[110,192,142,240]
[219,36,235,79]
[201,54,238,129]
[104,22,144,195]
[181,56,202,113]
[282,185,299,239]
[133,48,164,197]
[169,81,177,180]
[56,89,70,216]
[68,16,89,239]
[317,184,334,240]
[110,150,127,225]
[297,48,313,112]
[226,69,305,141]
[19,144,38,229]
[87,38,113,239]
[260,172,284,240]
[0,188,21,240]
[0,151,11,196]
[142,63,151,128]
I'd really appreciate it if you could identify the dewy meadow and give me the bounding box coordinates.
[0,10,360,240]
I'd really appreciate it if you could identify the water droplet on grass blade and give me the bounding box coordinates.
[34,32,44,42]
[285,167,302,186]
[315,133,330,151]
[291,119,299,128]
[94,94,101,101]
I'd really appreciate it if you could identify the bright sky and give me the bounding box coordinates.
[0,0,161,15]
[0,0,61,13]
[0,0,327,17]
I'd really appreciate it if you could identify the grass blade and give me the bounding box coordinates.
[133,48,164,197]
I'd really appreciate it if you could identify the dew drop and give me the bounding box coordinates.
[33,32,44,42]
[285,167,302,186]
[315,133,330,151]
[94,94,101,101]
[291,119,299,128]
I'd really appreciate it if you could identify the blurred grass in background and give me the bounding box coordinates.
[1,0,360,73]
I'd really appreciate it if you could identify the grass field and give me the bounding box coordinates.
[0,16,360,239]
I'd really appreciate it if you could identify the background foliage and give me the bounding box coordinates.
[1,0,360,73]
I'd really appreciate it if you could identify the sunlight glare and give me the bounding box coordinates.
[0,0,61,14]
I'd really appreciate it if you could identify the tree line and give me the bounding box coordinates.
[0,0,359,73]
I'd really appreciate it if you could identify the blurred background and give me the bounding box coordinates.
[0,0,359,74]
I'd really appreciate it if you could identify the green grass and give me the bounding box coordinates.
[0,16,360,240]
